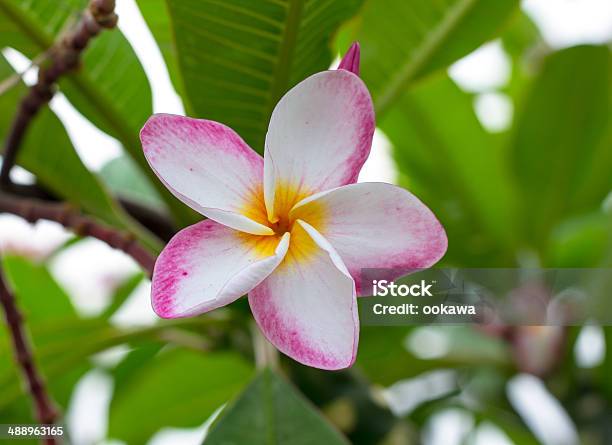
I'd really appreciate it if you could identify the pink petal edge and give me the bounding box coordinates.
[249,221,358,370]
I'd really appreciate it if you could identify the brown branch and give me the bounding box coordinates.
[0,254,59,439]
[8,183,177,241]
[0,0,118,186]
[0,192,155,276]
[118,196,177,242]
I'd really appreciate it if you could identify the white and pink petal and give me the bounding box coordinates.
[141,114,272,235]
[249,220,358,370]
[291,182,447,295]
[152,220,289,318]
[263,70,375,222]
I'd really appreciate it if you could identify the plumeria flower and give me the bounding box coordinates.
[140,43,447,370]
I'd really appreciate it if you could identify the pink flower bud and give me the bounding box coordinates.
[338,42,360,76]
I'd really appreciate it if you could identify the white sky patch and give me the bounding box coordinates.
[574,324,606,368]
[92,345,132,368]
[405,326,451,360]
[522,0,612,49]
[0,157,36,184]
[473,422,514,445]
[8,164,36,184]
[116,0,184,115]
[507,374,579,445]
[448,40,511,94]
[2,47,122,171]
[474,92,514,133]
[149,407,223,445]
[50,93,123,170]
[358,128,397,184]
[0,214,72,260]
[66,370,114,445]
[110,278,158,327]
[382,370,456,416]
[1,47,37,84]
[329,55,341,70]
[49,238,140,316]
[422,408,474,445]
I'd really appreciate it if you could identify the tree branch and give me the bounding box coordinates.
[0,254,59,440]
[113,196,177,242]
[0,192,155,276]
[8,183,177,241]
[0,0,118,186]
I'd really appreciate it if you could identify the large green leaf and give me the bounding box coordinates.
[0,56,161,252]
[0,317,221,411]
[204,368,348,445]
[357,326,509,386]
[548,212,611,267]
[510,45,611,248]
[165,0,363,152]
[0,0,194,225]
[109,348,253,444]
[135,0,185,99]
[0,0,151,142]
[383,74,519,264]
[351,0,520,115]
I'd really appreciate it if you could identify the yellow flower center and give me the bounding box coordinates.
[269,214,293,236]
[242,181,311,235]
[239,182,325,262]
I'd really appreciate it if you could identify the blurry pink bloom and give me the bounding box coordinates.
[479,282,567,377]
[140,43,447,370]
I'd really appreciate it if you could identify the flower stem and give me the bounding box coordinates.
[252,322,279,371]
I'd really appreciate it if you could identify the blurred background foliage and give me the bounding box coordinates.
[0,0,611,444]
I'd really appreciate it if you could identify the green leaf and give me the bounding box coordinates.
[357,326,509,386]
[109,348,253,444]
[0,55,161,252]
[510,45,611,248]
[165,0,364,152]
[382,74,519,264]
[135,0,185,99]
[548,212,611,267]
[111,342,164,388]
[0,315,222,411]
[100,272,145,319]
[0,0,194,225]
[99,156,165,210]
[351,0,520,115]
[0,0,148,147]
[500,11,541,61]
[204,368,348,445]
[1,255,77,321]
[499,12,541,113]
